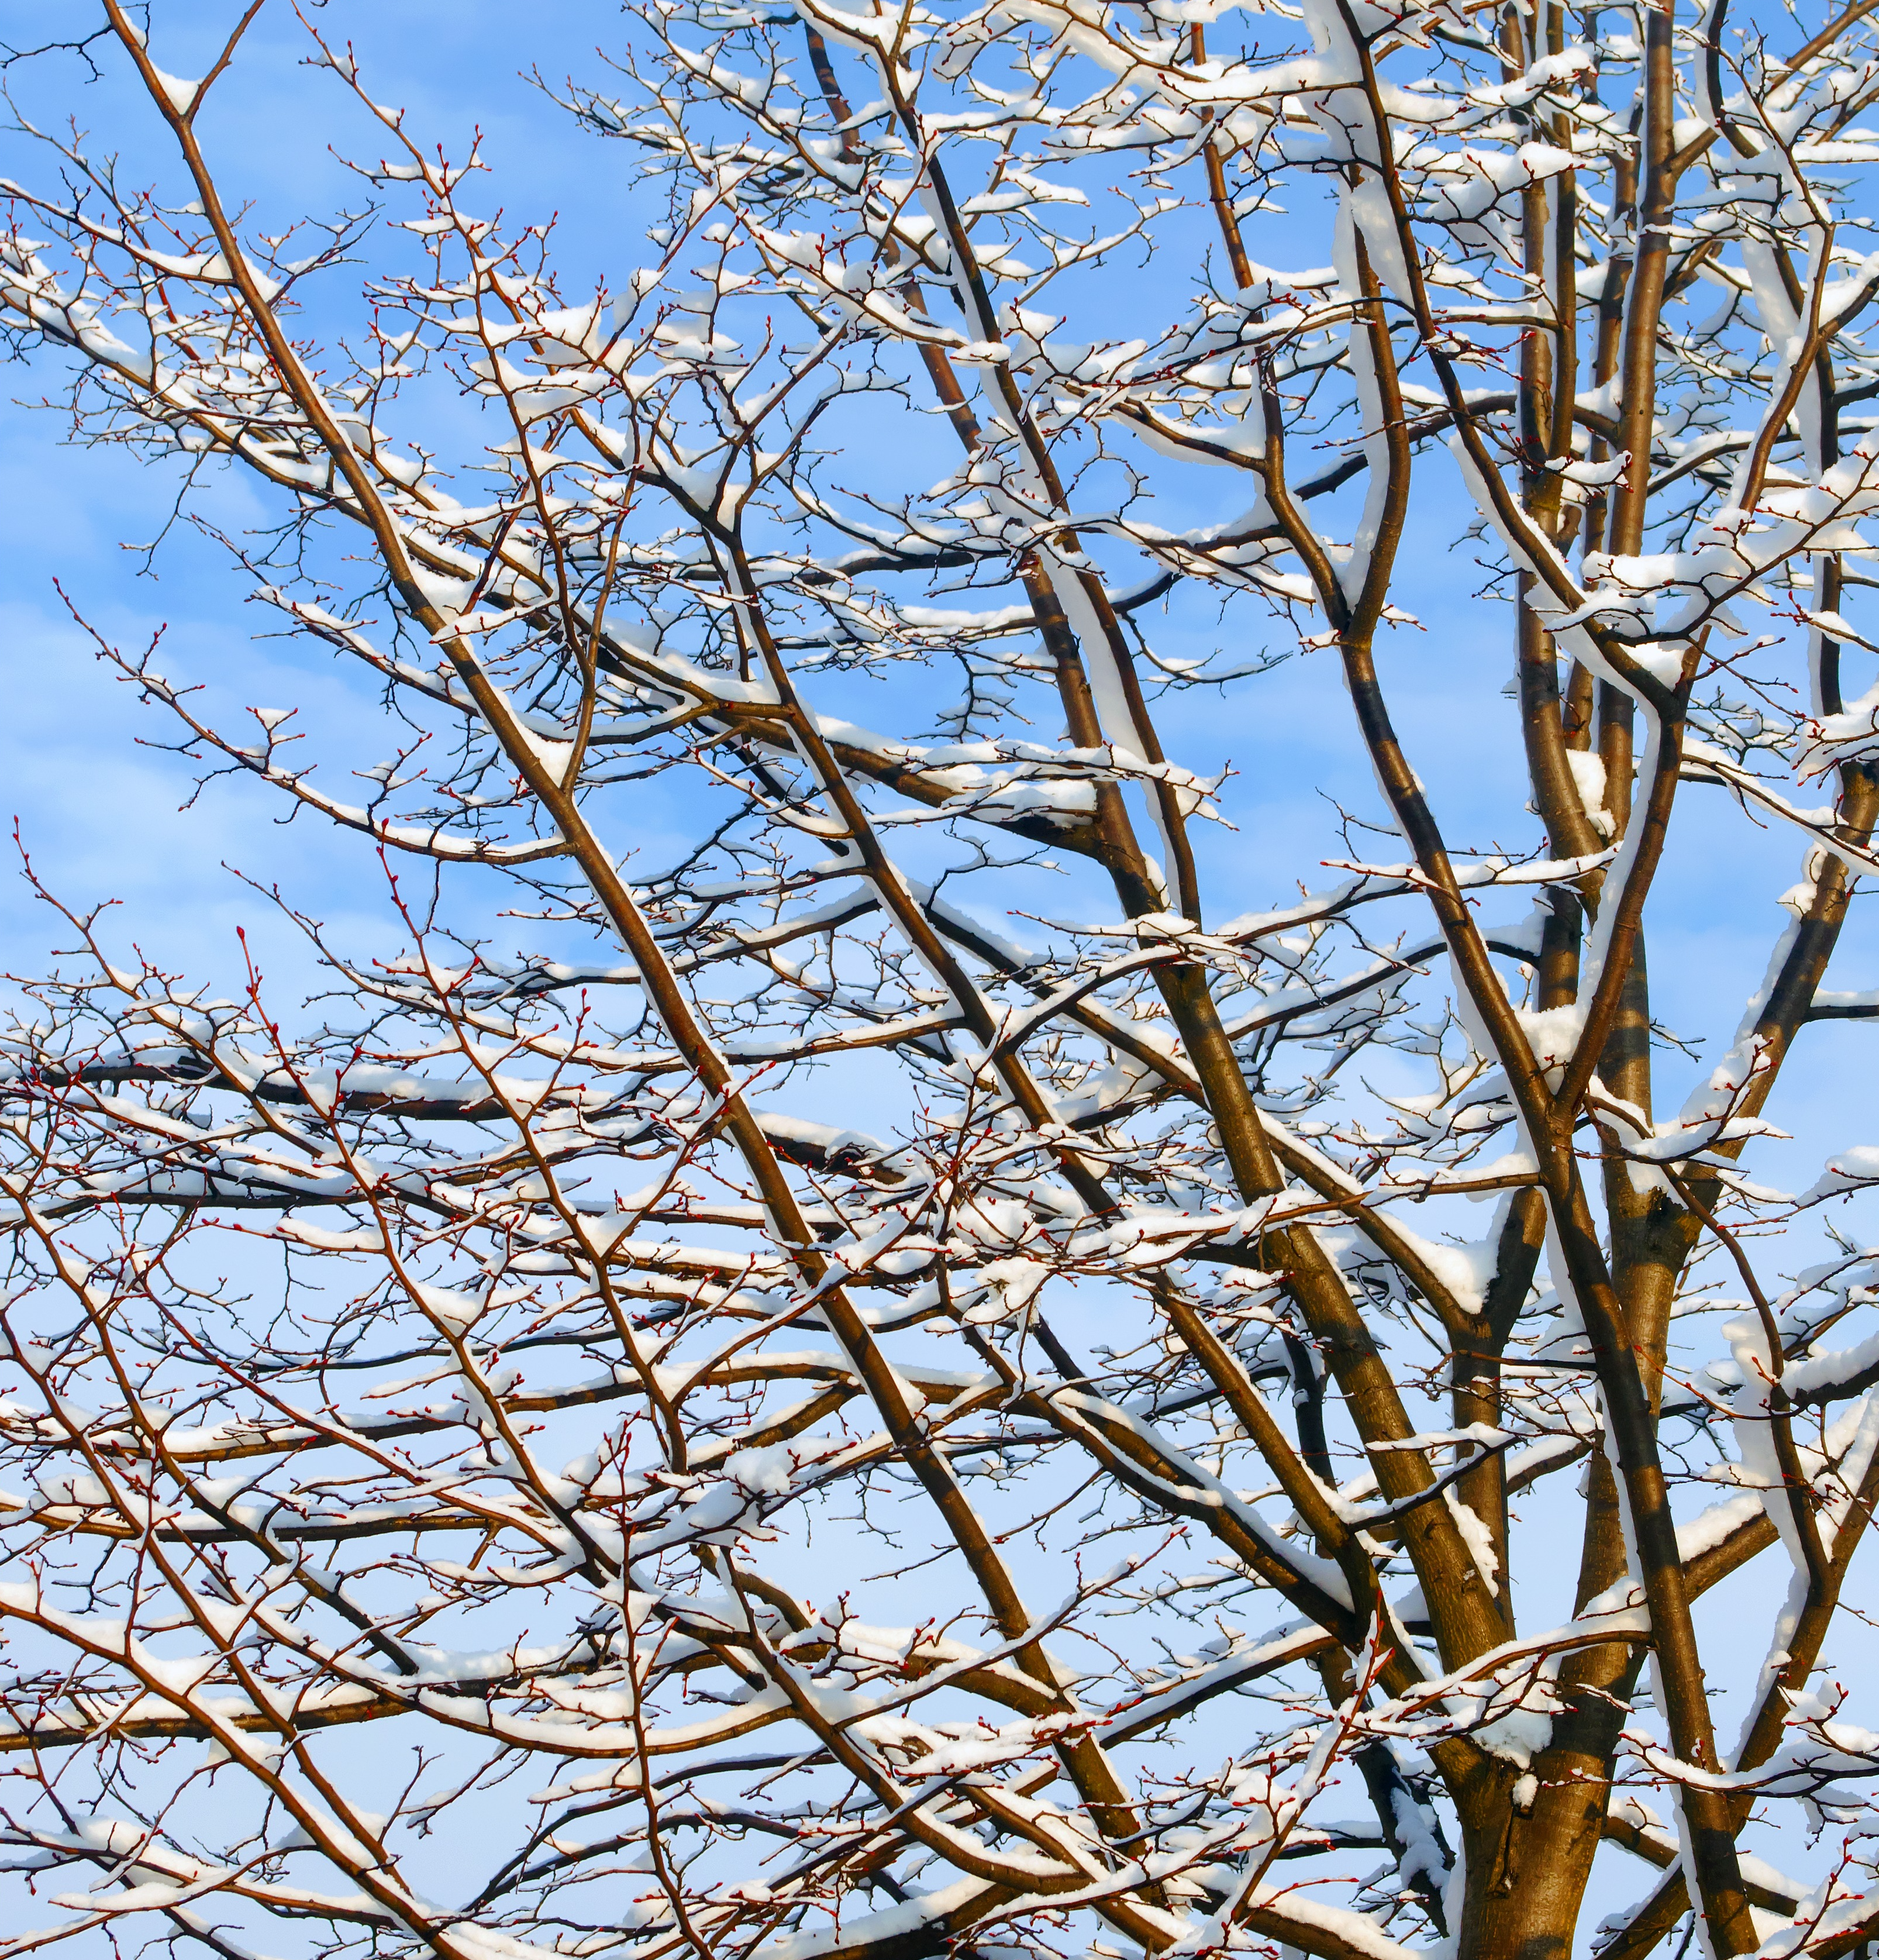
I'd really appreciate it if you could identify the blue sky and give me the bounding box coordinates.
[1,0,1848,1031]
[4,16,1879,1930]
[5,0,1872,1396]
[0,4,628,983]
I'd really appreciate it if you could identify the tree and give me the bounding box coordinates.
[5,1,1879,1956]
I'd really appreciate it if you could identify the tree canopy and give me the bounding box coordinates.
[5,3,1879,1958]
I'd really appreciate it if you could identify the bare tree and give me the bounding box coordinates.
[6,2,1879,1957]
